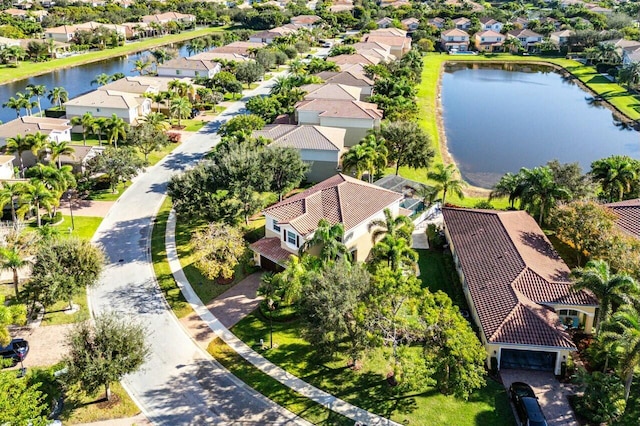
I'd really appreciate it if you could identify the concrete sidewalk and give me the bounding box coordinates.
[166,209,400,426]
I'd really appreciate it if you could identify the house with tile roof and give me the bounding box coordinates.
[605,199,640,239]
[442,207,598,375]
[315,65,375,99]
[141,12,195,25]
[295,99,382,146]
[290,15,322,29]
[453,17,471,30]
[550,30,574,46]
[250,173,403,269]
[362,28,411,58]
[331,53,382,68]
[158,57,221,79]
[480,18,503,32]
[253,124,345,182]
[64,90,151,124]
[0,116,71,148]
[474,30,505,52]
[401,18,420,31]
[441,28,470,52]
[507,29,543,51]
[428,17,446,29]
[249,24,300,44]
[300,83,363,102]
[376,17,394,28]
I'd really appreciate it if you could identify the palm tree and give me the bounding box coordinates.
[0,182,26,224]
[17,92,36,116]
[110,72,125,81]
[170,97,192,127]
[47,140,75,168]
[25,131,48,162]
[590,155,639,202]
[91,118,107,146]
[257,273,280,349]
[71,112,94,145]
[594,43,621,65]
[6,134,30,176]
[19,181,56,227]
[518,166,570,224]
[360,134,388,181]
[341,144,375,180]
[270,76,295,95]
[186,38,205,56]
[3,96,25,118]
[288,59,306,76]
[368,207,414,245]
[104,114,128,148]
[490,172,522,208]
[26,164,75,208]
[370,234,418,271]
[0,247,29,297]
[151,48,174,67]
[572,260,638,333]
[91,73,111,87]
[3,45,26,66]
[132,59,150,76]
[600,303,640,401]
[415,183,441,207]
[25,84,46,115]
[618,61,640,90]
[145,92,167,113]
[140,112,168,131]
[276,254,311,305]
[427,163,467,206]
[47,87,68,109]
[300,219,349,262]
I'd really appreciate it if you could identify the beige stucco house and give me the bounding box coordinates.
[158,57,221,79]
[442,207,598,375]
[250,173,403,270]
[64,90,151,124]
[441,28,470,52]
[294,99,382,146]
[315,65,374,100]
[300,83,363,102]
[474,30,504,52]
[253,124,345,182]
[362,28,411,58]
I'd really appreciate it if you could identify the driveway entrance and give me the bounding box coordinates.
[500,369,578,426]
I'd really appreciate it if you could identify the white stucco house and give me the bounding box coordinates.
[157,57,221,78]
[0,116,71,147]
[64,90,151,124]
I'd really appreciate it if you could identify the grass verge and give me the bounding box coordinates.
[56,215,103,240]
[41,292,89,326]
[62,382,140,424]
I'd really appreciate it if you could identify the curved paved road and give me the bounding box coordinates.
[89,74,312,425]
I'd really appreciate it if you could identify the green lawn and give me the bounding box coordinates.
[88,183,128,201]
[0,26,230,84]
[406,53,640,208]
[55,215,103,240]
[231,314,514,426]
[62,381,140,424]
[41,291,89,326]
[177,119,206,132]
[417,248,468,309]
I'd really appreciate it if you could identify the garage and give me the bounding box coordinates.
[259,256,283,273]
[500,349,557,372]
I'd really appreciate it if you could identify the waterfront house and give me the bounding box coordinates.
[550,30,574,46]
[249,173,403,269]
[290,15,322,29]
[605,199,640,239]
[507,29,543,51]
[44,25,76,42]
[474,30,504,52]
[300,83,363,102]
[453,17,471,30]
[401,18,420,32]
[64,90,151,124]
[198,41,265,56]
[442,207,598,375]
[0,36,22,49]
[622,45,640,65]
[315,65,374,100]
[141,12,195,26]
[158,57,221,78]
[0,116,71,148]
[253,124,345,182]
[480,18,503,32]
[294,99,382,146]
[441,28,470,52]
[190,51,251,63]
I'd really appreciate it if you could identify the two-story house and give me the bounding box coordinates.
[480,18,503,32]
[550,30,574,46]
[507,29,543,51]
[250,173,404,269]
[441,28,470,52]
[428,17,445,29]
[442,207,598,375]
[64,90,151,124]
[315,65,375,100]
[453,17,471,30]
[401,18,420,32]
[361,28,411,58]
[294,99,382,146]
[474,30,504,52]
[157,57,221,79]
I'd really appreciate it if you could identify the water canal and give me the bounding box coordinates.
[440,62,640,188]
[0,43,197,124]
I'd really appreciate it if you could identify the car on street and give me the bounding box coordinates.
[509,382,548,426]
[0,338,29,365]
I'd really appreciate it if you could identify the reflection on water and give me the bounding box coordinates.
[440,62,640,188]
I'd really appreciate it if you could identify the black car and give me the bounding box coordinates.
[509,382,548,426]
[0,338,29,365]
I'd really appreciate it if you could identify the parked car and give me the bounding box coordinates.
[509,382,548,426]
[0,338,29,365]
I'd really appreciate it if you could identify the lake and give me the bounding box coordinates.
[0,42,199,124]
[440,62,640,188]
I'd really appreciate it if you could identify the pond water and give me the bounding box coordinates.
[440,62,640,188]
[0,42,199,124]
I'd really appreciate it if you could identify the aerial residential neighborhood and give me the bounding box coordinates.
[0,0,639,425]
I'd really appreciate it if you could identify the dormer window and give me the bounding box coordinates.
[286,230,298,247]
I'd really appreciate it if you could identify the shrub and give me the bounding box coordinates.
[167,132,181,143]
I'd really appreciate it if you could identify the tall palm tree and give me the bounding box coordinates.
[91,73,111,87]
[91,118,107,146]
[132,59,150,76]
[300,219,349,262]
[145,92,167,113]
[594,43,621,65]
[0,182,25,224]
[415,183,441,207]
[276,254,311,305]
[3,96,24,118]
[518,166,570,225]
[105,114,128,148]
[140,112,168,131]
[17,92,36,116]
[47,140,75,168]
[19,181,56,227]
[360,134,388,181]
[186,38,205,56]
[0,247,29,297]
[341,144,375,180]
[25,131,48,162]
[590,155,639,202]
[427,163,467,206]
[368,207,414,245]
[490,172,522,208]
[3,45,26,66]
[71,112,94,146]
[25,84,46,115]
[170,97,192,127]
[600,303,640,401]
[270,76,295,95]
[47,87,68,109]
[618,61,640,90]
[370,234,418,271]
[150,48,174,66]
[6,134,30,176]
[572,260,638,333]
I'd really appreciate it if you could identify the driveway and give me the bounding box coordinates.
[89,69,310,424]
[9,324,73,369]
[500,369,578,426]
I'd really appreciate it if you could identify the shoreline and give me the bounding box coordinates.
[0,26,228,85]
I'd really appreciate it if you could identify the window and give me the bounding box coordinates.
[272,220,280,232]
[448,37,453,41]
[176,70,181,75]
[195,71,200,77]
[286,230,297,247]
[559,309,578,316]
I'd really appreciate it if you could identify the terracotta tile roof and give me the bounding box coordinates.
[508,29,543,38]
[331,53,381,66]
[290,15,322,25]
[315,68,374,87]
[363,35,410,48]
[442,28,470,37]
[300,83,362,101]
[190,51,250,62]
[605,199,640,239]
[442,207,597,349]
[249,237,294,265]
[368,28,407,37]
[295,99,382,120]
[252,124,345,151]
[263,174,402,236]
[475,30,504,39]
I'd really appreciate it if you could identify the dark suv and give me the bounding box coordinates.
[0,338,29,365]
[509,382,548,426]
